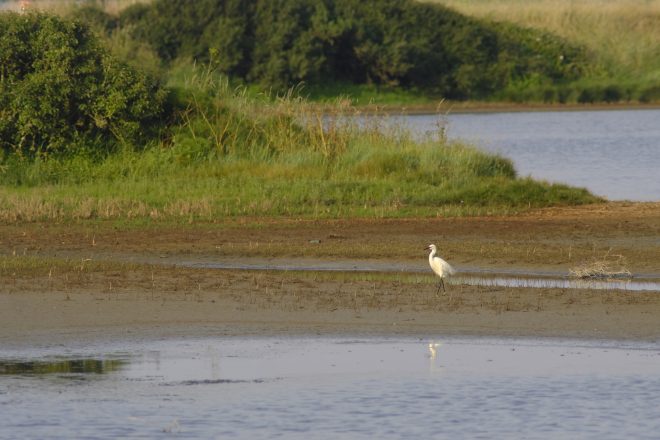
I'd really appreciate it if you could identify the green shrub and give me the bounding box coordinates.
[68,4,117,33]
[0,12,166,155]
[639,85,660,103]
[117,0,591,99]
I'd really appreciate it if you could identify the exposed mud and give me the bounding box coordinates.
[4,202,660,272]
[1,202,659,344]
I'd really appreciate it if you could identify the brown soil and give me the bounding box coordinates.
[1,202,659,345]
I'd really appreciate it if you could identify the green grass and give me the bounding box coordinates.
[0,254,140,276]
[0,64,601,223]
[429,0,660,103]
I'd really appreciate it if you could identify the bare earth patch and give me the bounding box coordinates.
[1,202,659,345]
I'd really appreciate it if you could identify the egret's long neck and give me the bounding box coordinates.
[428,248,436,260]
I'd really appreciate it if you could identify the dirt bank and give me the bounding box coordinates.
[2,266,660,347]
[1,202,659,345]
[3,202,660,274]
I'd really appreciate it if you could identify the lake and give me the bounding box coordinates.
[2,336,660,439]
[404,108,660,201]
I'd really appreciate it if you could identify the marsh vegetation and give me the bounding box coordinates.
[430,0,660,103]
[0,10,602,223]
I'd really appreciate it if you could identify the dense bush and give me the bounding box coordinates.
[118,0,590,98]
[0,12,166,155]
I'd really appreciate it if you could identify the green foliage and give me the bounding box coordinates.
[123,0,253,70]
[426,0,660,104]
[68,4,117,33]
[0,64,601,222]
[116,0,591,99]
[0,12,166,155]
[249,0,336,88]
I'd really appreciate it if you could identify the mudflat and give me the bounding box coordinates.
[2,202,659,345]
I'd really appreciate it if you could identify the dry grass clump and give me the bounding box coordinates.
[569,251,632,279]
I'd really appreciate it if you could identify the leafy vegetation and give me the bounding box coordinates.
[0,11,166,156]
[107,0,591,100]
[4,0,658,105]
[0,59,601,223]
[0,9,604,224]
[430,0,660,103]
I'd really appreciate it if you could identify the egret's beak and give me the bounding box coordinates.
[424,245,430,250]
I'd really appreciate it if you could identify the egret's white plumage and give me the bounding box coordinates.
[425,244,455,292]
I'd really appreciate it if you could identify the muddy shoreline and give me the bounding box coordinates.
[2,202,659,345]
[3,267,660,346]
[337,101,660,115]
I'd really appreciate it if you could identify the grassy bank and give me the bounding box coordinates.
[430,0,660,103]
[0,64,600,224]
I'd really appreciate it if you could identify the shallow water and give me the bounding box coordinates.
[2,337,660,439]
[455,275,660,292]
[404,108,660,201]
[190,260,660,292]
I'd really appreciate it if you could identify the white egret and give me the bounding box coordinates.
[425,244,455,293]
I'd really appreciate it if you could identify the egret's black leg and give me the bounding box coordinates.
[434,279,446,296]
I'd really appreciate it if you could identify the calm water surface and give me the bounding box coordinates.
[405,109,660,201]
[2,337,660,439]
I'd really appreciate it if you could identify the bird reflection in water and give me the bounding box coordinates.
[428,341,442,360]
